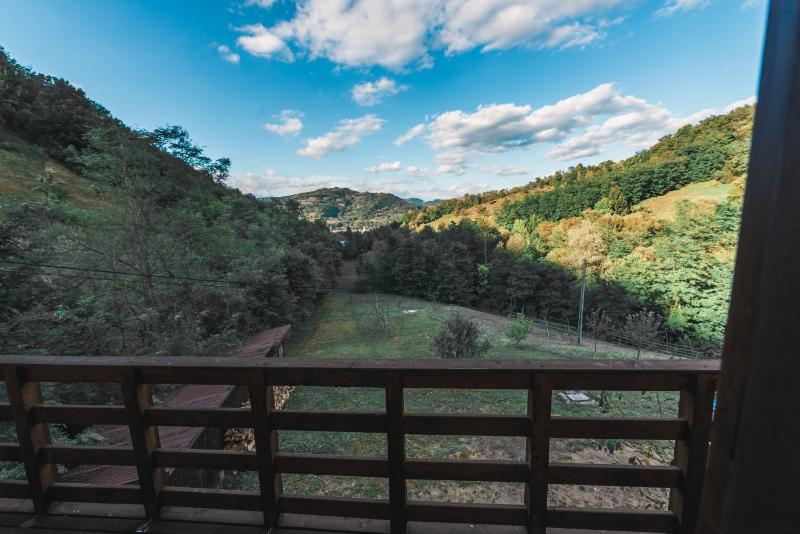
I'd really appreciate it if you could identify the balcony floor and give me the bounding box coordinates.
[0,500,644,534]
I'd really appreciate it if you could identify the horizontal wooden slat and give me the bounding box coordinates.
[549,464,683,488]
[0,443,22,462]
[159,486,262,511]
[271,410,386,433]
[0,481,31,499]
[48,482,143,504]
[0,405,13,422]
[0,356,719,387]
[38,445,134,466]
[276,453,388,477]
[405,459,527,482]
[547,507,678,532]
[29,404,127,426]
[405,414,529,436]
[154,449,258,471]
[550,417,687,440]
[147,407,252,428]
[279,494,390,520]
[407,501,528,525]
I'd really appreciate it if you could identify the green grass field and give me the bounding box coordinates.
[224,293,680,500]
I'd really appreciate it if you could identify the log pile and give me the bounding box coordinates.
[223,385,293,451]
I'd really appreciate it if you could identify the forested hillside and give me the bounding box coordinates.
[359,107,753,352]
[282,187,417,231]
[0,48,341,357]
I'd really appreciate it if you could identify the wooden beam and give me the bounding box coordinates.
[121,371,166,521]
[3,368,57,514]
[527,374,551,534]
[386,378,407,534]
[698,2,800,533]
[247,371,280,530]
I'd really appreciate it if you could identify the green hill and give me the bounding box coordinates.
[0,47,340,358]
[283,187,416,231]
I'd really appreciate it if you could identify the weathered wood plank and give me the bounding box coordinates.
[549,464,682,488]
[279,494,390,519]
[671,375,715,533]
[159,486,262,511]
[405,459,527,482]
[29,405,127,426]
[550,417,687,440]
[386,378,407,534]
[47,482,143,504]
[0,443,22,462]
[526,375,551,533]
[121,372,166,519]
[547,507,678,532]
[4,368,57,514]
[276,453,388,477]
[406,501,527,525]
[0,481,31,500]
[248,371,280,529]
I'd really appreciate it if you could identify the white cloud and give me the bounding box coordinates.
[477,164,529,176]
[228,168,464,200]
[352,77,408,106]
[405,165,428,178]
[365,161,403,173]
[548,94,755,161]
[394,123,426,146]
[263,110,304,136]
[724,96,756,112]
[655,0,710,17]
[298,114,384,158]
[244,0,276,7]
[405,83,750,172]
[235,0,630,69]
[236,24,294,61]
[217,45,241,64]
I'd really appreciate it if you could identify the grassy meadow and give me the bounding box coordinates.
[226,292,680,507]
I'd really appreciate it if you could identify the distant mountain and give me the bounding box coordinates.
[406,197,443,207]
[282,187,416,231]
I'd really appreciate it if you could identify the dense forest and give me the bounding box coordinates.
[0,48,341,358]
[359,107,753,353]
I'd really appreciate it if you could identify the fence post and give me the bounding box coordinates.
[670,374,715,533]
[527,373,551,534]
[121,370,166,525]
[386,376,407,534]
[249,372,281,530]
[4,367,57,514]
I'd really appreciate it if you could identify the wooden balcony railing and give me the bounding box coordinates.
[0,356,718,533]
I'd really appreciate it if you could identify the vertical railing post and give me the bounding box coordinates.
[121,370,166,525]
[249,372,281,530]
[386,376,406,534]
[670,374,715,534]
[526,373,551,534]
[4,367,57,514]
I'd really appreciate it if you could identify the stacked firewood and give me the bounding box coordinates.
[223,385,294,452]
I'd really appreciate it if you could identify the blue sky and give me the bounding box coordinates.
[0,0,767,199]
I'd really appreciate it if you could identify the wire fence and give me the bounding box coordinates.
[527,317,715,359]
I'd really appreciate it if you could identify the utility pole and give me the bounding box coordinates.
[577,263,587,345]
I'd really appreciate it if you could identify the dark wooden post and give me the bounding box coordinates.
[122,371,166,523]
[249,371,281,530]
[670,375,715,534]
[386,377,407,534]
[526,374,551,534]
[698,1,800,533]
[4,367,57,514]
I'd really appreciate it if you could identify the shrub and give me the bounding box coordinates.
[432,312,492,359]
[506,312,533,346]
